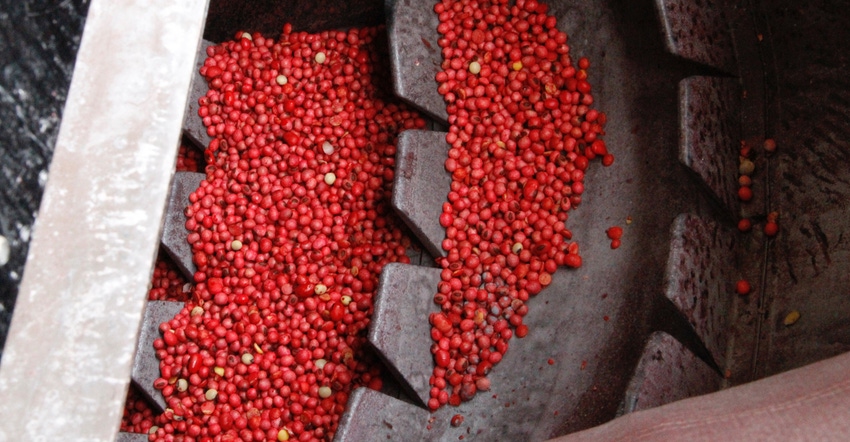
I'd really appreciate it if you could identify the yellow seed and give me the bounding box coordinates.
[241,32,252,40]
[254,343,264,354]
[242,353,254,365]
[784,310,801,326]
[351,266,359,276]
[231,240,243,251]
[149,426,160,435]
[314,283,328,295]
[205,388,218,401]
[277,428,291,441]
[315,358,327,370]
[276,74,288,85]
[318,386,333,398]
[341,295,352,306]
[324,173,336,185]
[190,306,204,317]
[512,61,523,71]
[214,366,225,376]
[739,158,755,176]
[177,378,188,392]
[469,61,481,75]
[315,52,327,64]
[511,242,523,254]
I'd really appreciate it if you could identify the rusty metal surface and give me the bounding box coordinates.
[654,0,736,74]
[130,300,186,413]
[679,77,742,218]
[391,130,451,259]
[160,172,206,280]
[622,331,722,413]
[663,214,737,368]
[387,0,448,123]
[336,387,437,441]
[0,0,208,440]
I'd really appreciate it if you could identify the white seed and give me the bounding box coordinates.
[324,173,336,186]
[322,140,335,155]
[241,32,252,40]
[739,158,755,176]
[242,353,254,365]
[315,358,327,370]
[205,388,218,401]
[314,283,328,295]
[190,306,204,317]
[214,366,225,376]
[318,386,333,399]
[149,426,160,435]
[0,235,9,267]
[341,295,352,306]
[511,242,523,254]
[315,52,327,64]
[177,378,188,392]
[231,240,243,251]
[469,61,481,75]
[275,74,288,85]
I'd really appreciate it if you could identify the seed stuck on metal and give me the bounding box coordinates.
[784,310,801,326]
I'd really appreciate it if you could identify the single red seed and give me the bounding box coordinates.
[736,280,751,295]
[450,414,464,427]
[738,186,753,201]
[738,218,752,232]
[764,221,779,237]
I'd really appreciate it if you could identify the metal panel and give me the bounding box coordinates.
[0,0,208,440]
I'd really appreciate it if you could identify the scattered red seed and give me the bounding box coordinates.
[428,0,610,409]
[735,279,751,295]
[737,218,752,233]
[763,138,777,153]
[450,414,465,427]
[547,358,554,365]
[606,226,623,240]
[764,221,779,237]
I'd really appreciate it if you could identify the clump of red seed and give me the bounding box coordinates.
[132,25,425,442]
[428,0,612,410]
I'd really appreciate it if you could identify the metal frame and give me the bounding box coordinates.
[0,0,208,440]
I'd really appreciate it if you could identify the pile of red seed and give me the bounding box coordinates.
[427,0,612,410]
[127,25,424,442]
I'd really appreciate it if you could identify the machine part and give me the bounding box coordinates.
[130,301,186,414]
[387,0,448,123]
[160,172,206,280]
[183,40,216,151]
[654,0,737,74]
[678,77,743,218]
[391,130,451,259]
[621,331,722,413]
[0,1,208,440]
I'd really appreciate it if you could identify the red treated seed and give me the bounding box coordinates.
[764,221,779,237]
[736,280,751,296]
[606,226,623,240]
[450,414,465,427]
[738,218,752,232]
[738,186,753,201]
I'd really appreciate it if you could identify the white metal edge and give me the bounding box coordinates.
[0,0,208,440]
